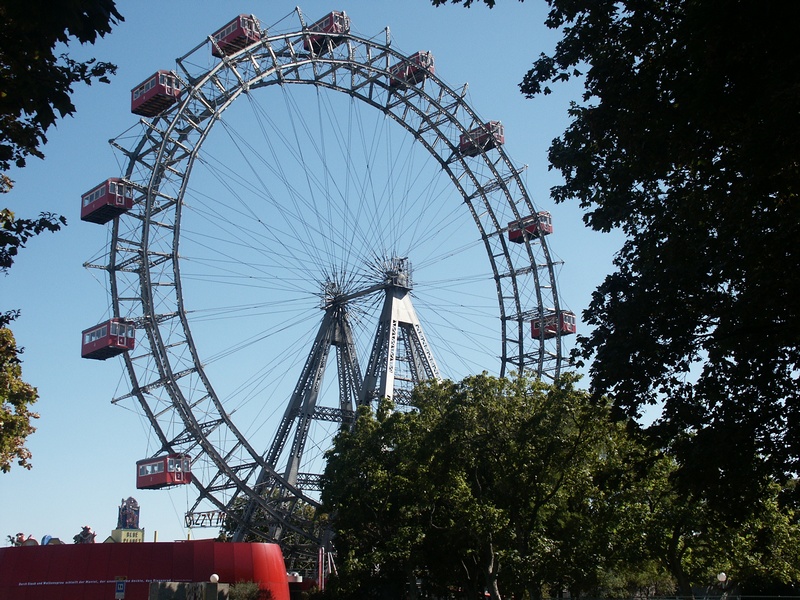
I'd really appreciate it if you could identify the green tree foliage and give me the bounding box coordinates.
[433,0,800,517]
[0,326,38,472]
[322,375,653,599]
[229,581,274,600]
[322,374,800,600]
[633,456,800,599]
[320,400,423,598]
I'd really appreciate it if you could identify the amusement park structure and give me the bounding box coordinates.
[80,8,575,570]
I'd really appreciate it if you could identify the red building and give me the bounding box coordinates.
[0,540,290,600]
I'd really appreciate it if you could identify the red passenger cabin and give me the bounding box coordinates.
[508,211,553,243]
[131,71,182,117]
[531,310,577,339]
[303,11,350,54]
[211,14,261,57]
[389,51,435,88]
[80,178,134,224]
[459,121,505,157]
[136,453,192,489]
[81,318,135,360]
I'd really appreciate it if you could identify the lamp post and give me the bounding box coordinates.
[717,571,729,599]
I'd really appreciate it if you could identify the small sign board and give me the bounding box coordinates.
[115,577,127,599]
[111,528,144,543]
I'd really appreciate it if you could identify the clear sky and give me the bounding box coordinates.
[1,0,623,545]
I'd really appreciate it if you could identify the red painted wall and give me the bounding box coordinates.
[0,540,289,600]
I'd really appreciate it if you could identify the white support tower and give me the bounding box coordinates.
[360,258,440,407]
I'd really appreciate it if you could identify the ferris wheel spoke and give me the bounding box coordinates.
[95,11,570,558]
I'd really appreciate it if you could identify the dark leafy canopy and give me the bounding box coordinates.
[437,0,800,512]
[323,375,656,599]
[0,0,122,189]
[323,375,800,599]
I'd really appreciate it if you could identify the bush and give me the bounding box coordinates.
[229,580,273,600]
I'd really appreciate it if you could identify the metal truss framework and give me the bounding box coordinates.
[90,8,569,564]
[360,258,440,408]
[233,257,439,543]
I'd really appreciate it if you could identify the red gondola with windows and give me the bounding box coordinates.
[80,178,134,224]
[303,11,350,54]
[136,453,192,490]
[459,121,505,157]
[131,70,182,117]
[389,51,435,88]
[531,310,577,339]
[211,14,261,57]
[81,318,135,360]
[508,211,553,243]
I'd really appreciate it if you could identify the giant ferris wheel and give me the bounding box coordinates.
[82,9,573,562]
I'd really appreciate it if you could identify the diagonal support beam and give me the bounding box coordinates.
[232,300,361,542]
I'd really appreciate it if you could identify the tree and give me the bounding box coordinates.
[0,326,38,472]
[630,454,800,599]
[434,0,800,516]
[322,374,649,600]
[229,581,274,600]
[323,374,800,600]
[320,401,424,599]
[0,0,122,471]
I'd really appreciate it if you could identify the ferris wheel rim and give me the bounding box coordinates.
[104,12,565,545]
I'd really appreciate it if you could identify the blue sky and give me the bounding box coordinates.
[1,0,622,545]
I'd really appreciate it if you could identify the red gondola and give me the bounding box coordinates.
[136,453,192,490]
[508,211,553,243]
[459,121,505,157]
[80,178,134,224]
[81,318,135,360]
[389,51,435,88]
[303,11,350,54]
[211,14,261,57]
[531,310,577,339]
[131,70,182,117]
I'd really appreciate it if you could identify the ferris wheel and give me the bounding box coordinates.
[82,9,573,560]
